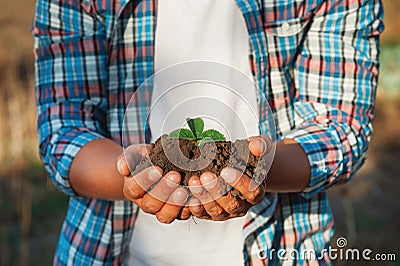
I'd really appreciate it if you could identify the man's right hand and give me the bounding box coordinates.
[117,145,190,224]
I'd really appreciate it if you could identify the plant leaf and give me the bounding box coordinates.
[200,129,226,141]
[168,128,196,140]
[186,117,204,139]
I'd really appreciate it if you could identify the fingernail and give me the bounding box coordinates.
[249,138,267,157]
[173,190,188,204]
[200,173,217,189]
[117,158,124,174]
[166,173,180,188]
[259,139,268,155]
[220,168,237,183]
[148,168,161,181]
[189,179,203,194]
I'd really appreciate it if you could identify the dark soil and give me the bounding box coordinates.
[132,135,269,198]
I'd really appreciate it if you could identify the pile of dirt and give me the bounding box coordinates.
[132,135,268,198]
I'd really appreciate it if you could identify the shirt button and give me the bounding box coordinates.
[281,22,290,32]
[260,58,265,72]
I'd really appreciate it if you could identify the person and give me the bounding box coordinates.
[32,0,383,265]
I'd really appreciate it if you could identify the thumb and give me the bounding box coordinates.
[248,136,272,157]
[117,154,131,176]
[119,144,151,176]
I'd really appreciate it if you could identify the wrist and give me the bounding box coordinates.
[264,138,310,193]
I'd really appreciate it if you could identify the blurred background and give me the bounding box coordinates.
[0,0,399,265]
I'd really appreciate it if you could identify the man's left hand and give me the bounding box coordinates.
[187,136,271,221]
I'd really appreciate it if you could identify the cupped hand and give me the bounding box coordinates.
[117,144,189,224]
[188,136,271,221]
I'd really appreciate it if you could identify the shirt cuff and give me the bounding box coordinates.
[43,128,106,196]
[283,124,343,198]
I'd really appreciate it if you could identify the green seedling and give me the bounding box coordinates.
[168,117,226,146]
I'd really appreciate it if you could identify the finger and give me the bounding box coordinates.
[199,172,226,199]
[156,187,188,224]
[117,155,131,177]
[248,136,272,157]
[178,206,191,220]
[228,212,247,219]
[220,168,265,205]
[188,198,209,219]
[141,171,181,214]
[189,176,228,220]
[123,166,162,200]
[120,144,152,175]
[200,172,246,215]
[123,143,152,158]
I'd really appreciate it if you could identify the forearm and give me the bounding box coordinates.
[265,138,310,193]
[70,138,126,200]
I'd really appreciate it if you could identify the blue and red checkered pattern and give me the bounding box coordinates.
[32,0,383,265]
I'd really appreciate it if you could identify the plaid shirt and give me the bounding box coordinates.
[32,0,383,265]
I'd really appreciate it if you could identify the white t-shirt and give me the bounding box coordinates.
[125,0,259,265]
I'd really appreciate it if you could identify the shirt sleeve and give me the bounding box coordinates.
[285,0,384,198]
[32,0,108,196]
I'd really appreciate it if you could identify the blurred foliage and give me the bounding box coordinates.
[380,45,400,95]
